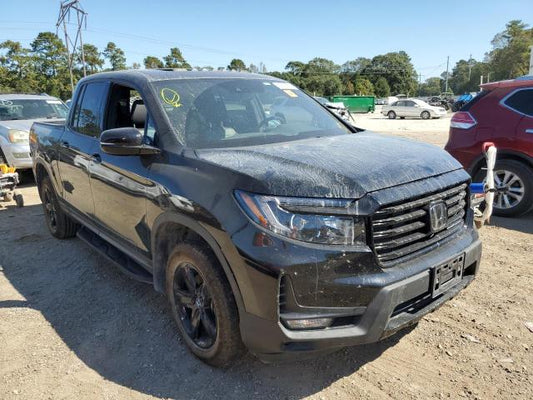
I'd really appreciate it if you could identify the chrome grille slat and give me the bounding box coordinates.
[448,201,466,217]
[372,209,427,228]
[373,221,427,240]
[376,223,463,262]
[371,182,468,266]
[374,231,428,250]
[375,183,467,217]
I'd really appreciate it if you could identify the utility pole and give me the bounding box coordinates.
[529,45,533,75]
[56,0,88,94]
[445,56,450,93]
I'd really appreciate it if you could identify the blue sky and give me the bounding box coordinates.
[1,0,532,79]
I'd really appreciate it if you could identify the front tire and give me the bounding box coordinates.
[39,176,78,238]
[166,243,245,367]
[387,111,396,119]
[474,160,533,217]
[421,111,431,119]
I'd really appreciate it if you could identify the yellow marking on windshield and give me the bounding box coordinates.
[283,89,298,98]
[160,88,182,108]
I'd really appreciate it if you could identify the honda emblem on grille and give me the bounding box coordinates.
[428,201,448,233]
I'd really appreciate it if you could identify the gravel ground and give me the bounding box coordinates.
[0,116,532,400]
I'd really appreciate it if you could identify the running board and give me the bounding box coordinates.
[77,226,153,284]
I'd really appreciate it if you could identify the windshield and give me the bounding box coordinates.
[153,78,351,149]
[0,98,68,121]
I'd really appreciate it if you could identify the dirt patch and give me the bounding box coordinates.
[0,127,531,399]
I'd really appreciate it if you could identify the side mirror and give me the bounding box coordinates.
[100,127,160,156]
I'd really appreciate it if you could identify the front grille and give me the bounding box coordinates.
[371,183,468,266]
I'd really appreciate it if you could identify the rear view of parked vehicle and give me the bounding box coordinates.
[381,98,447,120]
[446,75,533,217]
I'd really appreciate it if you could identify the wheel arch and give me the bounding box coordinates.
[150,211,245,314]
[34,160,53,200]
[469,150,533,176]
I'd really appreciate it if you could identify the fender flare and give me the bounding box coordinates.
[150,211,245,314]
[33,158,62,197]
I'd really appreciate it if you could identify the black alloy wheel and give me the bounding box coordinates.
[173,262,218,349]
[42,184,58,233]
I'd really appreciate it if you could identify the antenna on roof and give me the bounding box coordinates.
[56,1,88,95]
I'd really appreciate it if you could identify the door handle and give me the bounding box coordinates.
[91,153,102,163]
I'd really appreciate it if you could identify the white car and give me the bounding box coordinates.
[0,94,68,170]
[381,98,447,120]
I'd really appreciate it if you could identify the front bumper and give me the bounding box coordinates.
[0,141,32,169]
[237,228,481,361]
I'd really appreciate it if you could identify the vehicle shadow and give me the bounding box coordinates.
[489,210,533,235]
[0,204,410,399]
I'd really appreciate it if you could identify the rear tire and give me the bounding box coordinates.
[166,243,245,367]
[474,160,533,217]
[39,176,78,238]
[387,111,396,119]
[421,111,431,119]
[14,193,24,208]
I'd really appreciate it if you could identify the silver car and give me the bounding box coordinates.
[381,98,447,120]
[0,94,68,170]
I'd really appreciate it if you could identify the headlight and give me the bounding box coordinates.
[235,190,365,245]
[8,129,29,144]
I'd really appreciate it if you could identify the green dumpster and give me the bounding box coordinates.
[329,96,375,113]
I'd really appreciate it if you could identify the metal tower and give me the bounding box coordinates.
[56,0,88,93]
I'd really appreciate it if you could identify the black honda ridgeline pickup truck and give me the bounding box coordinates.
[31,70,481,366]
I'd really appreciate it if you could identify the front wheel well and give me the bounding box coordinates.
[470,152,533,177]
[153,221,200,291]
[151,215,244,317]
[35,163,49,199]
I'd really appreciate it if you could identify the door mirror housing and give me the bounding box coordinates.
[100,127,160,156]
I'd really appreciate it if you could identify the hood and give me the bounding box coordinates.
[195,132,464,199]
[0,118,64,132]
[326,102,347,110]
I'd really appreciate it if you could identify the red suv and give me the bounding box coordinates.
[445,76,533,216]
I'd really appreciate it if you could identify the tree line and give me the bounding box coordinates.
[0,20,531,100]
[422,20,532,96]
[0,33,207,100]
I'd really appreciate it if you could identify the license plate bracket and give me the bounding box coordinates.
[432,254,464,298]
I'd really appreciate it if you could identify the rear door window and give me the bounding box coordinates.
[71,82,109,137]
[503,88,533,117]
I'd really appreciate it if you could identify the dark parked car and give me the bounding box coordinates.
[31,70,481,366]
[446,76,533,216]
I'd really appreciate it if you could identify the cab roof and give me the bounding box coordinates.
[80,69,281,85]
